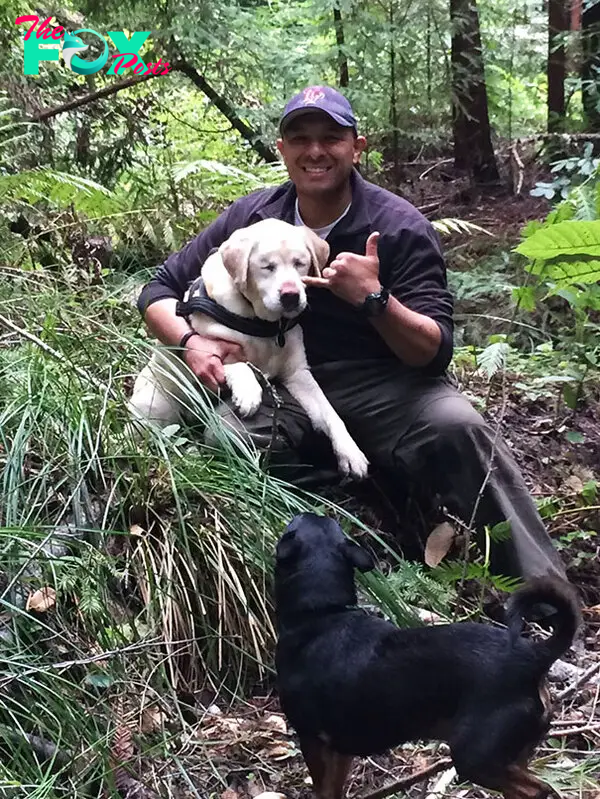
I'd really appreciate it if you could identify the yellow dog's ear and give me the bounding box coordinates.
[219,228,256,292]
[302,227,330,277]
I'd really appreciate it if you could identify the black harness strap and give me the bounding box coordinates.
[176,277,301,348]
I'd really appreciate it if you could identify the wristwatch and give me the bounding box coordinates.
[359,286,390,317]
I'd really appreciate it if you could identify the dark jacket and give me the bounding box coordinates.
[137,171,454,375]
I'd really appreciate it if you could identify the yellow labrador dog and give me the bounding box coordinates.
[129,219,369,479]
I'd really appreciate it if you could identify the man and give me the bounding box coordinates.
[137,85,565,581]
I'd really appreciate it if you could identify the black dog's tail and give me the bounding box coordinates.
[505,578,581,666]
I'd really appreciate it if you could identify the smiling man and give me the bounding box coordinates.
[137,85,566,583]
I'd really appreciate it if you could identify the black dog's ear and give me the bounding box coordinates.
[343,539,375,573]
[276,531,300,563]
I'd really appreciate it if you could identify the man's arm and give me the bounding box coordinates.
[137,207,244,391]
[368,295,442,367]
[303,229,452,372]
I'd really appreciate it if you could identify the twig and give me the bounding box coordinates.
[416,202,441,215]
[550,722,600,737]
[418,159,453,181]
[510,142,524,195]
[555,662,600,703]
[30,72,160,121]
[553,504,600,518]
[359,758,453,799]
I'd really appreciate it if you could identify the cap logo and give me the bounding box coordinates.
[302,87,325,105]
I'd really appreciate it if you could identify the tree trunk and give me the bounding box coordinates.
[582,0,600,132]
[571,0,582,30]
[548,0,568,133]
[389,2,400,189]
[333,6,349,88]
[173,60,278,163]
[450,0,499,183]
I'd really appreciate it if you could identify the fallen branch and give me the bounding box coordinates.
[418,158,453,181]
[359,758,453,799]
[550,721,600,737]
[516,132,600,143]
[30,72,160,122]
[172,59,278,163]
[555,662,600,703]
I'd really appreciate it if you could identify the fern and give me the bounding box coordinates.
[0,168,120,218]
[515,220,600,288]
[515,220,600,260]
[476,341,510,379]
[432,560,522,594]
[384,560,456,615]
[432,218,493,237]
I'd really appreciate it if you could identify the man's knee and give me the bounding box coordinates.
[423,392,490,444]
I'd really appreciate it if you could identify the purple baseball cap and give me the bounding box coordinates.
[279,86,357,133]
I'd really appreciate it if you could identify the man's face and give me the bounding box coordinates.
[276,113,366,198]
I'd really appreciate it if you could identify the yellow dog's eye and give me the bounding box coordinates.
[263,262,276,272]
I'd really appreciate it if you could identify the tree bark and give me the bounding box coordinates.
[333,6,349,88]
[582,0,600,132]
[548,0,568,133]
[571,0,582,30]
[173,60,278,162]
[450,0,499,183]
[389,2,400,189]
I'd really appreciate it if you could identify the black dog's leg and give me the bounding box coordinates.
[449,706,556,799]
[299,737,353,799]
[500,764,561,799]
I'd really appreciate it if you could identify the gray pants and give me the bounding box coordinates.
[216,359,565,581]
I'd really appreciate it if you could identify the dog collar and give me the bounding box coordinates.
[175,277,301,348]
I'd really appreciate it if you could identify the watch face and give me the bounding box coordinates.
[363,290,389,317]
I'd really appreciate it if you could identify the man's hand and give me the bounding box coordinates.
[183,336,245,394]
[302,231,382,306]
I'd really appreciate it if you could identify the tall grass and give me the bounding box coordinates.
[0,261,428,795]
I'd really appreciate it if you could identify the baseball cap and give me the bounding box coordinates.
[279,86,357,133]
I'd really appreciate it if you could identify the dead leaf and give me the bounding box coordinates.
[261,714,287,735]
[221,789,240,799]
[217,716,244,734]
[140,706,168,733]
[583,604,600,618]
[26,587,57,612]
[263,743,297,761]
[424,522,455,568]
[561,475,585,495]
[129,524,145,537]
[253,794,287,799]
[415,608,444,625]
[110,724,134,764]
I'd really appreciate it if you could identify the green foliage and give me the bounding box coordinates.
[531,143,600,201]
[476,336,510,379]
[516,220,600,286]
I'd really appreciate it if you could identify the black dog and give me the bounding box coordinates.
[274,513,581,799]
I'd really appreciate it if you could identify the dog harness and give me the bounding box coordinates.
[175,276,301,348]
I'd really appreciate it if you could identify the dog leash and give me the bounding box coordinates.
[176,277,301,348]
